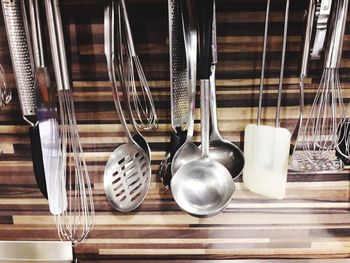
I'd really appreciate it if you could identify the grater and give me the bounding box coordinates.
[1,0,37,124]
[169,0,189,130]
[159,0,194,188]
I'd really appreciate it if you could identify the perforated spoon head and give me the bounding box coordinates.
[104,143,151,212]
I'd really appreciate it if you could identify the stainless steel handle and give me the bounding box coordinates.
[53,0,71,91]
[324,0,349,68]
[45,0,64,92]
[29,0,45,68]
[301,0,315,78]
[200,79,210,157]
[310,0,333,59]
[211,3,217,65]
[209,5,220,138]
[104,0,133,142]
[275,0,290,127]
[120,0,136,56]
[257,0,271,125]
[45,0,71,91]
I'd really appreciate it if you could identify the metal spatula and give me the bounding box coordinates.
[243,0,291,199]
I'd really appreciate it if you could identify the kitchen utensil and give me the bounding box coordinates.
[119,0,157,129]
[207,7,244,180]
[1,0,47,199]
[289,0,314,158]
[296,0,347,170]
[243,0,291,199]
[332,0,350,163]
[0,59,11,155]
[104,0,151,213]
[45,0,94,245]
[115,0,151,159]
[310,0,333,60]
[158,0,191,188]
[170,0,200,177]
[171,0,234,217]
[0,63,11,108]
[29,0,66,215]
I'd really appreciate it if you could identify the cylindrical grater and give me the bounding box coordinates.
[159,0,191,188]
[1,0,38,125]
[169,0,189,130]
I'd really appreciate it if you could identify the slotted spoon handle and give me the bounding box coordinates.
[104,0,134,142]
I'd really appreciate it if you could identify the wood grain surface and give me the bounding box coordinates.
[0,0,350,261]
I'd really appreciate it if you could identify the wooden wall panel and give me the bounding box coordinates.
[0,0,350,261]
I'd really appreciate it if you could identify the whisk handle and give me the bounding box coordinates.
[120,0,136,56]
[324,0,349,68]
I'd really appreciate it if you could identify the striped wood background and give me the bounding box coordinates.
[0,0,350,261]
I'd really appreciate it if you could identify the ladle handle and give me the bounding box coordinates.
[201,79,210,157]
[209,5,221,139]
[198,0,214,157]
[197,0,214,79]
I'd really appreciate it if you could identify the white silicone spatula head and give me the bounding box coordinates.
[243,0,291,199]
[243,124,291,199]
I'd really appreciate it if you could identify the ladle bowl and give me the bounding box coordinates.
[208,139,245,180]
[171,142,200,176]
[171,156,235,217]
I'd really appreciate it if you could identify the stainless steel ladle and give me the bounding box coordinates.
[171,0,234,217]
[207,10,245,180]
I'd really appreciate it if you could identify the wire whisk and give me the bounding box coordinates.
[297,68,345,171]
[45,0,94,246]
[55,90,95,246]
[291,0,348,171]
[119,0,157,129]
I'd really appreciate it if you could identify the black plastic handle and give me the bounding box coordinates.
[160,128,187,188]
[197,0,214,79]
[29,125,48,199]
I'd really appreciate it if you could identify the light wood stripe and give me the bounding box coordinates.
[86,238,270,244]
